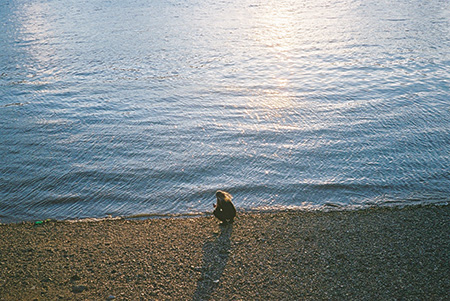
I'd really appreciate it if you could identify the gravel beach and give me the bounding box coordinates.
[1,205,449,300]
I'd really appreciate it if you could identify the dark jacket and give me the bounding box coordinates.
[213,201,236,222]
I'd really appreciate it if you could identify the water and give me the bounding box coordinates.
[1,0,449,223]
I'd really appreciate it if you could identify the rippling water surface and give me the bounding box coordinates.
[1,0,449,222]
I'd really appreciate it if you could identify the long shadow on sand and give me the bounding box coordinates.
[192,224,233,300]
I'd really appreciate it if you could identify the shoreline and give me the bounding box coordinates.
[4,202,449,226]
[1,205,449,300]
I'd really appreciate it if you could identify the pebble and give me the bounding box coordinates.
[191,265,203,271]
[72,285,87,293]
[70,275,81,282]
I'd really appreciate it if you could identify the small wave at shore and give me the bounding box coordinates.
[6,200,447,225]
[1,176,448,224]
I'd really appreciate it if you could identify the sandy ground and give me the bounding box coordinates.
[0,205,449,300]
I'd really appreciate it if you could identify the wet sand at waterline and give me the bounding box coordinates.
[1,205,449,300]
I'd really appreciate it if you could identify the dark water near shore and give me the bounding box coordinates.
[1,0,449,223]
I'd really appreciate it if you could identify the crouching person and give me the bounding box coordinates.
[213,190,236,225]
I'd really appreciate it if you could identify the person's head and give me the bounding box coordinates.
[216,190,232,205]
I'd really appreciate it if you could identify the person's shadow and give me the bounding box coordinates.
[192,224,233,300]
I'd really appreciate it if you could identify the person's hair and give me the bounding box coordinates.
[216,190,232,204]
